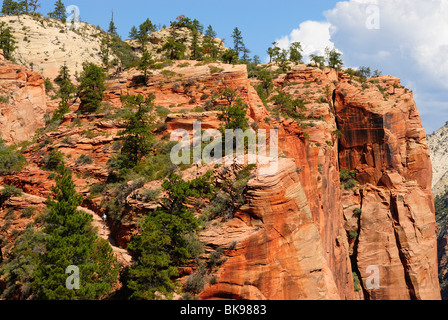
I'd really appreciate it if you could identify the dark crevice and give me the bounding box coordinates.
[349,189,368,299]
[390,194,418,300]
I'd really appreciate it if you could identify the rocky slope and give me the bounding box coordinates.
[428,123,448,196]
[126,26,225,60]
[0,14,118,81]
[0,49,53,144]
[0,35,441,298]
[428,122,448,299]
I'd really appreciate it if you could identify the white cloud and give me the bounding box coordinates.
[325,0,448,90]
[273,20,335,63]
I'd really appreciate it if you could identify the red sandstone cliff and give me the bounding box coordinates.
[0,50,52,144]
[0,58,440,300]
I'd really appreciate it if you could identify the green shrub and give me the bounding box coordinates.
[78,63,106,114]
[353,272,361,292]
[209,65,224,74]
[340,169,358,190]
[0,140,26,175]
[0,184,23,207]
[207,248,224,269]
[89,183,106,195]
[137,188,160,202]
[156,105,171,119]
[0,95,10,103]
[184,273,205,295]
[75,154,94,166]
[21,206,36,218]
[43,149,64,171]
[349,231,359,239]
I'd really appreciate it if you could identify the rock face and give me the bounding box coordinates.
[0,15,117,81]
[0,50,439,299]
[200,158,342,300]
[0,49,50,144]
[198,65,440,300]
[334,75,439,299]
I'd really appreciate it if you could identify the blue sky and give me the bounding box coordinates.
[38,0,339,59]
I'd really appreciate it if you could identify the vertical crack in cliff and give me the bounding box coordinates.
[332,85,367,299]
[351,189,369,299]
[390,193,418,300]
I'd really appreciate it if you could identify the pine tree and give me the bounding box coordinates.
[136,18,155,47]
[267,42,281,63]
[190,29,202,60]
[325,47,343,69]
[48,0,66,22]
[241,45,251,62]
[221,48,238,64]
[19,0,29,13]
[137,49,154,81]
[203,25,219,59]
[33,164,119,300]
[78,63,106,113]
[162,32,186,60]
[0,22,16,60]
[118,94,155,168]
[1,0,22,15]
[108,12,117,36]
[125,173,206,299]
[231,27,244,58]
[99,36,111,68]
[289,42,303,64]
[129,26,138,40]
[310,54,325,68]
[52,63,76,121]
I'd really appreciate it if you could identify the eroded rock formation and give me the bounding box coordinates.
[0,54,440,299]
[0,49,51,144]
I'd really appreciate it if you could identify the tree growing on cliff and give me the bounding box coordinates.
[267,42,281,63]
[133,18,156,48]
[78,62,106,113]
[162,33,186,60]
[217,88,249,131]
[124,173,210,299]
[138,49,155,80]
[325,47,343,69]
[33,164,119,300]
[231,27,245,58]
[0,22,16,60]
[309,54,325,68]
[52,63,76,121]
[108,12,118,36]
[129,26,138,40]
[0,138,26,176]
[202,25,219,59]
[118,94,156,168]
[29,0,40,14]
[220,48,238,64]
[289,42,303,64]
[189,28,203,61]
[48,0,66,22]
[1,0,22,15]
[254,67,273,102]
